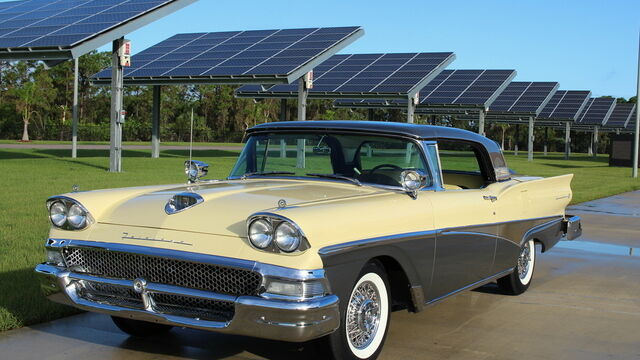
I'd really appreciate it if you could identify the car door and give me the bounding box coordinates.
[427,140,498,301]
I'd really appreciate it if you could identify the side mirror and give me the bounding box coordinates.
[185,160,209,183]
[400,170,428,199]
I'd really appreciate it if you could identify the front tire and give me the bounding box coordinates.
[111,316,173,337]
[323,261,391,360]
[497,239,536,295]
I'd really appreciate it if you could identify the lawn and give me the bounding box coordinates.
[0,139,242,147]
[0,147,638,332]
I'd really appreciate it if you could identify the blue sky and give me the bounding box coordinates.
[110,0,637,98]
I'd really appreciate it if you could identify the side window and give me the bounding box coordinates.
[437,140,488,190]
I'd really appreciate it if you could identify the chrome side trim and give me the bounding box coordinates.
[425,268,514,306]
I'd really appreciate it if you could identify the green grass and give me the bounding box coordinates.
[0,139,242,147]
[0,148,638,332]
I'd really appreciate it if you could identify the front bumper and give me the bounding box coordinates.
[35,263,340,343]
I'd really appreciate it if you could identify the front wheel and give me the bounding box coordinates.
[497,239,536,295]
[322,261,391,360]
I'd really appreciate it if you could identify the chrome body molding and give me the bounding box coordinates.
[37,240,339,342]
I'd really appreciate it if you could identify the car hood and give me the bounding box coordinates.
[94,179,380,237]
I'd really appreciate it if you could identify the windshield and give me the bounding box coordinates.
[229,132,433,188]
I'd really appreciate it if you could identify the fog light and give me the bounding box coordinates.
[46,250,65,266]
[264,279,326,298]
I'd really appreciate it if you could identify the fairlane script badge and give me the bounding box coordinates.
[122,232,193,246]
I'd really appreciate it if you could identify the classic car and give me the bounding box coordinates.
[36,121,582,360]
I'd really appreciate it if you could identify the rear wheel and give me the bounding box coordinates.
[322,261,391,360]
[111,316,173,337]
[497,239,536,295]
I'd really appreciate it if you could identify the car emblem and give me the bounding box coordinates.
[278,199,287,208]
[133,278,147,294]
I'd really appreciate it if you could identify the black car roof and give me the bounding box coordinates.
[247,120,501,153]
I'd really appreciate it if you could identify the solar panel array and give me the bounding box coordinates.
[93,26,363,84]
[603,103,636,129]
[577,97,616,125]
[0,0,182,49]
[333,69,516,110]
[537,90,591,120]
[235,52,455,97]
[489,81,559,114]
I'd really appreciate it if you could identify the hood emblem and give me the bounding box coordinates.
[277,199,287,209]
[165,192,204,214]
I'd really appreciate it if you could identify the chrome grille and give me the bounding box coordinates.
[62,247,261,296]
[152,293,235,322]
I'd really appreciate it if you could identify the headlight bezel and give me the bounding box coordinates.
[46,196,93,231]
[246,213,309,254]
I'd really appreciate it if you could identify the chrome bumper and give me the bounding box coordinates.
[35,263,340,342]
[563,215,582,240]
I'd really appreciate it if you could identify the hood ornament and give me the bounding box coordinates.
[185,160,209,184]
[277,199,287,209]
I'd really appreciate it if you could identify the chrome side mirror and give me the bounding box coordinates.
[400,170,428,199]
[185,160,209,183]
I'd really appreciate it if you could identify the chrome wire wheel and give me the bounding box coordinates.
[517,240,535,285]
[345,271,389,359]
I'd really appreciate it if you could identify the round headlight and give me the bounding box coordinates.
[49,201,67,227]
[249,219,273,249]
[275,222,301,252]
[67,203,87,229]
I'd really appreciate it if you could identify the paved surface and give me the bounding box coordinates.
[0,144,242,151]
[1,193,639,359]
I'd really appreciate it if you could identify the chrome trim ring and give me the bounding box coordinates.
[347,280,381,350]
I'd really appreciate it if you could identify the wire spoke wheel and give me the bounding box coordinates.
[517,240,535,285]
[346,281,381,350]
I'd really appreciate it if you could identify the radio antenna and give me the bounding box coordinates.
[189,107,194,163]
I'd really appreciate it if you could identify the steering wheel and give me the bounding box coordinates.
[370,164,403,173]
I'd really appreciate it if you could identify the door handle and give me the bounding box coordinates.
[483,195,498,202]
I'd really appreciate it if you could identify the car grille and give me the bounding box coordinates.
[77,281,235,322]
[62,247,262,296]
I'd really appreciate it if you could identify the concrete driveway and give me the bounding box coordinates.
[1,192,639,360]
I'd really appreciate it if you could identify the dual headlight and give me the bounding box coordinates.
[247,214,308,253]
[46,197,92,230]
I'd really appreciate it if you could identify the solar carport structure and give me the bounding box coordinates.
[234,52,456,123]
[0,0,198,171]
[603,103,637,132]
[536,90,591,159]
[91,26,364,159]
[573,97,616,156]
[333,69,517,136]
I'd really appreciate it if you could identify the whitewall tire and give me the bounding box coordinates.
[497,239,537,295]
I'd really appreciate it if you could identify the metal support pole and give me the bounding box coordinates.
[151,85,161,158]
[528,116,534,161]
[478,109,485,136]
[514,124,520,156]
[593,125,599,158]
[368,108,374,121]
[633,32,640,178]
[564,122,571,160]
[279,99,287,122]
[296,78,308,168]
[543,127,548,156]
[407,96,416,124]
[109,38,124,173]
[71,58,79,158]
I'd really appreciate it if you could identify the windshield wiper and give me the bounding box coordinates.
[241,171,295,180]
[306,173,362,186]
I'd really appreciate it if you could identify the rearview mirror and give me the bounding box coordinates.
[400,170,427,199]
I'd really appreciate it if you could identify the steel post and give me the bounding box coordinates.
[151,85,161,158]
[593,125,599,158]
[296,78,308,168]
[407,96,416,123]
[109,38,124,173]
[564,122,571,160]
[543,127,548,156]
[478,109,485,136]
[71,58,79,158]
[528,116,534,161]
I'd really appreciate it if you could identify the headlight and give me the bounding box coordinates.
[248,219,273,249]
[67,204,87,229]
[46,197,92,230]
[49,201,67,227]
[275,222,301,252]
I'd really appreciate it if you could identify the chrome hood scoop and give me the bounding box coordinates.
[99,179,377,237]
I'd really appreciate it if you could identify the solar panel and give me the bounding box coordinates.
[577,97,616,125]
[0,0,196,60]
[537,90,591,121]
[626,109,638,129]
[92,26,364,85]
[603,103,636,128]
[235,52,455,98]
[489,81,559,115]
